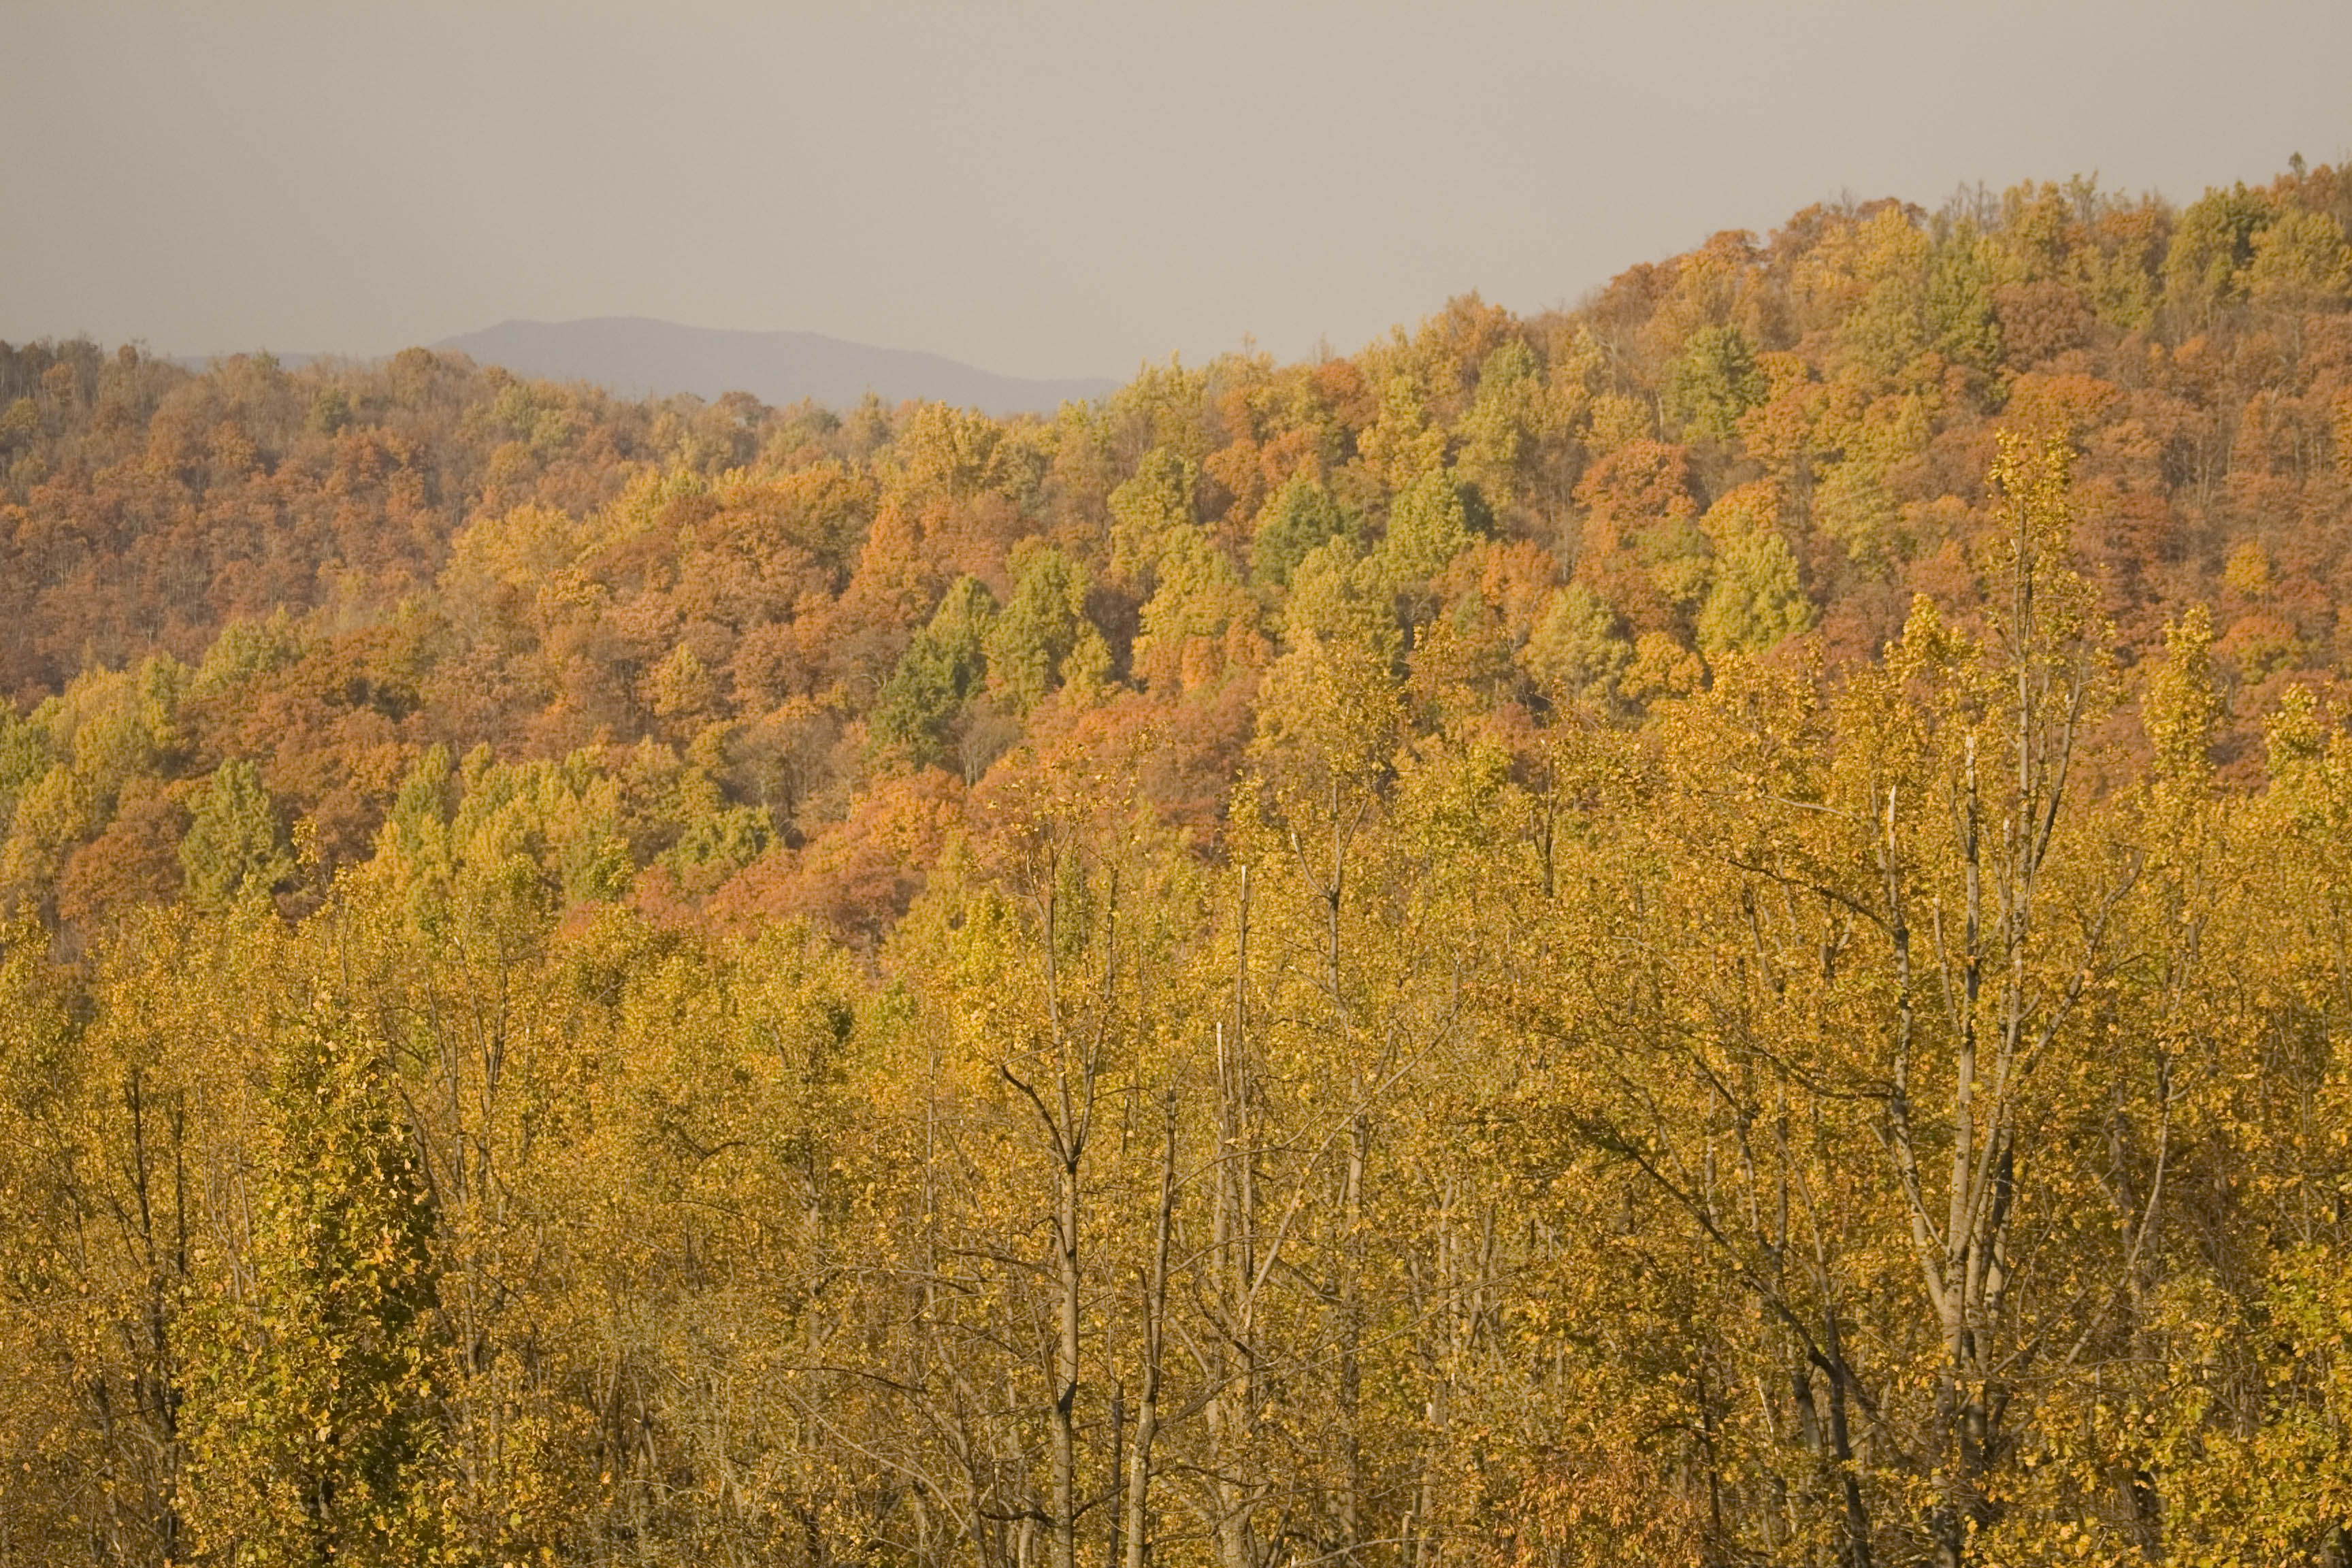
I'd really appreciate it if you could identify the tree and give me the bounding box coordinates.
[179,757,292,906]
[1132,526,1262,698]
[870,576,998,770]
[1842,205,1933,382]
[2163,182,2273,315]
[1109,446,1196,590]
[181,995,446,1568]
[1376,468,1479,600]
[2247,204,2352,309]
[1925,220,2003,378]
[1696,526,1813,656]
[1523,583,1631,708]
[1452,338,1553,508]
[1250,472,1350,589]
[985,542,1095,713]
[1356,375,1447,491]
[1661,323,1767,442]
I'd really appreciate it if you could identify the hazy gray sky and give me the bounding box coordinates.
[5,2,2349,379]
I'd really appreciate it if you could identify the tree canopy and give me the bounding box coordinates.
[7,161,2352,1566]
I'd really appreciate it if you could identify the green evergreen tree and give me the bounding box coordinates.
[1660,324,1766,442]
[182,1002,447,1567]
[1454,338,1546,504]
[1250,472,1351,589]
[1695,529,1814,656]
[180,758,293,906]
[870,576,998,769]
[1377,468,1479,589]
[2164,182,2274,314]
[0,704,53,843]
[1107,445,1196,589]
[2248,205,2352,308]
[1524,583,1632,706]
[985,543,1090,711]
[1925,220,2003,376]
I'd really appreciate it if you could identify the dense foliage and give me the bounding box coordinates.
[5,164,2352,1565]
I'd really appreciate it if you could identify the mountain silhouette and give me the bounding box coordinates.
[431,317,1114,415]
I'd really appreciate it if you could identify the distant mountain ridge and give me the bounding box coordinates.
[430,317,1115,416]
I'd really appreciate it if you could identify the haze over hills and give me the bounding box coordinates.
[430,316,1117,415]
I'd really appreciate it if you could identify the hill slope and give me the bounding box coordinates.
[9,161,2352,1565]
[432,316,1115,414]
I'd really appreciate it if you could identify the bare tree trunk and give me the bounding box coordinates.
[1124,1090,1177,1568]
[1004,859,1115,1568]
[1339,1112,1365,1567]
[1820,1307,1874,1568]
[1324,805,1364,1568]
[1054,1143,1081,1568]
[1207,868,1259,1568]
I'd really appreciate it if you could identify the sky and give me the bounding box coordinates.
[4,1,2350,380]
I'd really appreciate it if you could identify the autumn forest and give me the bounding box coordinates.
[7,164,2352,1567]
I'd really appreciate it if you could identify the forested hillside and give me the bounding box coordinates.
[5,164,2352,1566]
